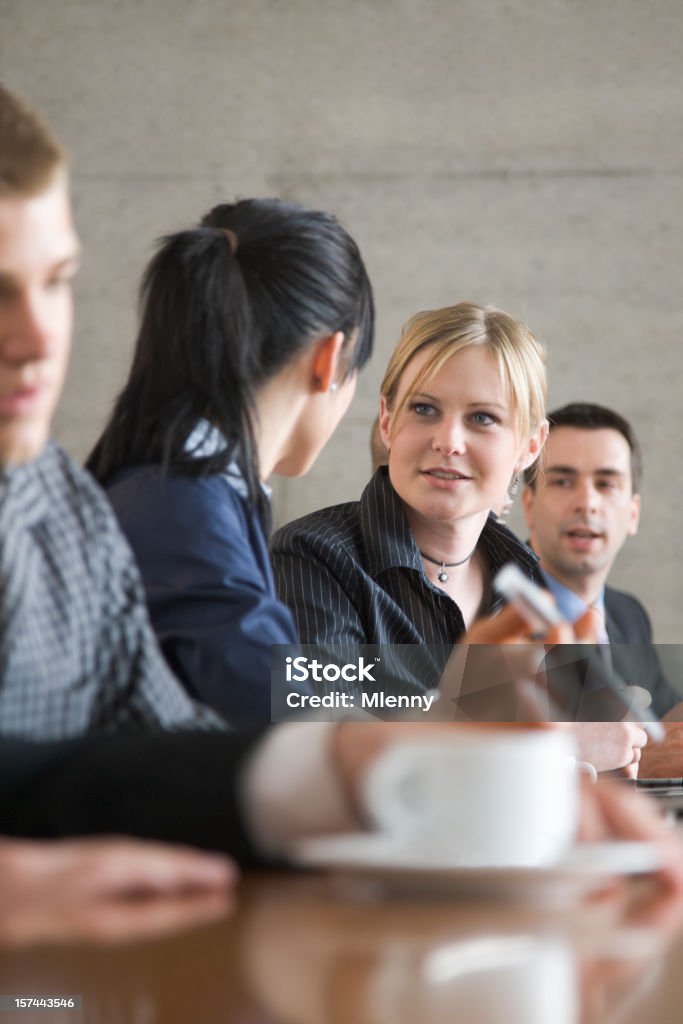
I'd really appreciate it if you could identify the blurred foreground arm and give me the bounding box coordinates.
[0,837,235,946]
[0,713,675,879]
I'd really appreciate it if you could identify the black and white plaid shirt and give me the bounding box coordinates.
[0,443,223,739]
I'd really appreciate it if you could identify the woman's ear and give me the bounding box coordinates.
[379,395,393,449]
[519,418,549,471]
[311,331,346,393]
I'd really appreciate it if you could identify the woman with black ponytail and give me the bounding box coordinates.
[87,199,374,726]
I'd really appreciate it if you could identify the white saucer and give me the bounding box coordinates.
[292,835,662,900]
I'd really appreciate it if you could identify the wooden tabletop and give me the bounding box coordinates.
[2,870,683,1023]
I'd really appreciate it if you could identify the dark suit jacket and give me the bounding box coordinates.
[605,585,681,718]
[532,563,681,721]
[0,730,268,864]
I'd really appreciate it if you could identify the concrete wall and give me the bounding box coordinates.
[2,0,681,641]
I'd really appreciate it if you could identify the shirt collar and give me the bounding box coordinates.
[359,467,539,582]
[539,566,606,624]
[184,419,272,499]
[359,468,423,576]
[0,446,52,529]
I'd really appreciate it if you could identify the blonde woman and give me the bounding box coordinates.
[273,302,547,650]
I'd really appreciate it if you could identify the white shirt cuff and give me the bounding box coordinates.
[241,722,359,858]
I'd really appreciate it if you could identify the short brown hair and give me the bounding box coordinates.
[0,82,65,197]
[523,402,643,494]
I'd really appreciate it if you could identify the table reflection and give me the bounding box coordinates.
[1,873,683,1024]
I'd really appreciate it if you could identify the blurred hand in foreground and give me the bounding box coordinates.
[0,836,236,947]
[578,777,683,895]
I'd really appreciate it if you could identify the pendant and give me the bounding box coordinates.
[437,567,449,583]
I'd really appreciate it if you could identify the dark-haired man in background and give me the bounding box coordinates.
[522,402,683,775]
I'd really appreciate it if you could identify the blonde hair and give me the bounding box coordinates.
[0,83,65,197]
[380,302,547,443]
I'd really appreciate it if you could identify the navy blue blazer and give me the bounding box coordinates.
[105,466,298,726]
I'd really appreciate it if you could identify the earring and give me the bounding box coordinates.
[498,470,520,520]
[329,382,338,393]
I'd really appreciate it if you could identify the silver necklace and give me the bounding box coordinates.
[419,545,477,583]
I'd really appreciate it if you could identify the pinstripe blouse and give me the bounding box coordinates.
[272,468,539,696]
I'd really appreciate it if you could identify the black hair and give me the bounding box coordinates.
[523,401,642,493]
[87,198,374,520]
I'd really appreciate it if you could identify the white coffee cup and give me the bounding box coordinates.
[364,729,578,868]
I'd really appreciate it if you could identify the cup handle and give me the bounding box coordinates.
[571,757,598,783]
[364,749,423,835]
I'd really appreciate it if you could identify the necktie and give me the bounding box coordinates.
[588,603,614,684]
